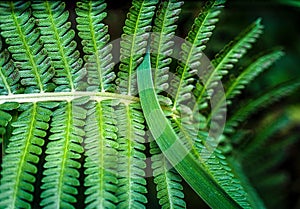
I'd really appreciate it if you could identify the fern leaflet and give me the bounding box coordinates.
[0,102,53,208]
[0,49,20,95]
[117,0,158,96]
[76,0,116,92]
[171,0,224,111]
[32,1,85,92]
[193,19,263,111]
[225,80,300,133]
[225,50,284,103]
[151,0,183,93]
[41,100,86,208]
[84,100,119,209]
[0,1,54,93]
[150,138,186,209]
[116,102,148,208]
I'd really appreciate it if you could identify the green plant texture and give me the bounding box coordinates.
[0,0,299,209]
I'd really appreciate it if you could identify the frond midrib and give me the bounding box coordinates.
[127,1,145,96]
[0,91,139,104]
[125,104,133,206]
[12,102,37,206]
[88,1,104,92]
[153,1,169,89]
[57,102,72,205]
[96,101,105,206]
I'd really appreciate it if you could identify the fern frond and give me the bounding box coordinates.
[76,0,116,92]
[117,0,158,96]
[193,19,263,110]
[0,1,55,93]
[207,50,284,128]
[225,50,284,103]
[171,0,225,110]
[41,100,86,208]
[225,80,300,133]
[84,100,119,209]
[195,138,252,208]
[212,18,263,78]
[0,102,53,208]
[227,157,266,209]
[151,0,183,94]
[32,1,84,92]
[0,49,20,95]
[116,102,147,208]
[150,138,186,209]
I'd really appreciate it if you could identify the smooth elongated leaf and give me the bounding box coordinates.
[137,52,245,209]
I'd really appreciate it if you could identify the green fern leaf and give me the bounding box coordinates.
[41,100,86,208]
[151,0,183,93]
[225,80,300,133]
[227,157,266,209]
[0,109,12,146]
[0,102,53,208]
[225,50,284,103]
[171,0,225,110]
[193,19,263,111]
[194,134,252,208]
[116,102,148,208]
[207,50,284,127]
[150,140,186,209]
[116,0,158,96]
[0,1,55,93]
[32,1,85,92]
[84,100,119,209]
[76,0,116,92]
[212,18,263,79]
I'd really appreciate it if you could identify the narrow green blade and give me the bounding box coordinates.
[137,53,242,209]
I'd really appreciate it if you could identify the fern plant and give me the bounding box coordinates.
[0,0,299,208]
